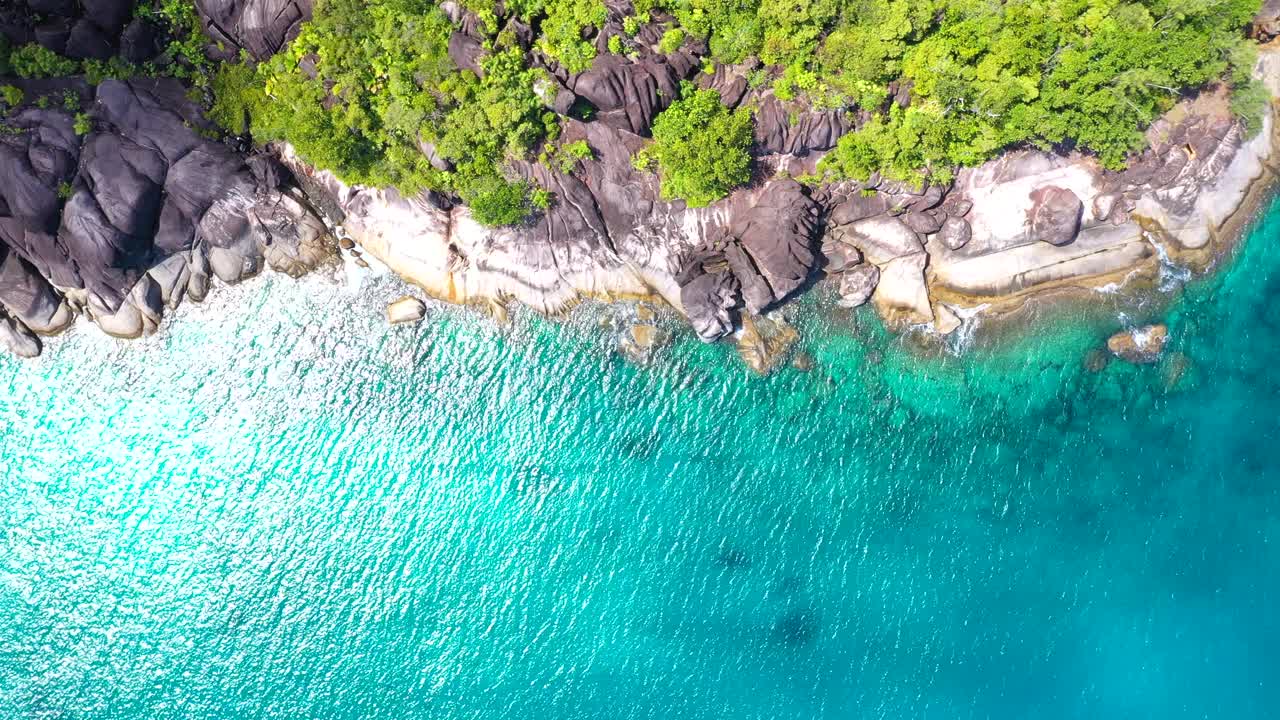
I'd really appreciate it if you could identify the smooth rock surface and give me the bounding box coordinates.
[386,296,427,325]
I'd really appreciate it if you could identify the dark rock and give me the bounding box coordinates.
[0,314,42,358]
[33,19,74,54]
[679,264,739,341]
[1027,186,1083,246]
[120,18,162,63]
[753,95,852,155]
[0,246,71,333]
[568,53,698,136]
[697,64,748,109]
[675,180,820,339]
[29,0,77,15]
[726,179,821,311]
[80,0,132,34]
[65,18,115,60]
[940,198,972,217]
[936,216,972,250]
[1150,149,1189,188]
[1249,0,1280,39]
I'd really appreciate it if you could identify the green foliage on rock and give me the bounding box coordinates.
[1232,79,1270,137]
[215,0,558,226]
[817,0,1263,183]
[636,83,753,207]
[9,45,80,78]
[0,85,23,109]
[658,28,686,54]
[538,0,608,72]
[195,0,1266,218]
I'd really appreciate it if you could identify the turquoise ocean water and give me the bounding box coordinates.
[3,197,1280,719]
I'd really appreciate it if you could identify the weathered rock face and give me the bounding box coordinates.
[0,77,334,355]
[674,179,822,339]
[195,0,314,61]
[1256,0,1280,39]
[1107,324,1169,364]
[566,51,700,137]
[1028,186,1084,246]
[753,95,852,156]
[937,216,971,250]
[836,264,879,308]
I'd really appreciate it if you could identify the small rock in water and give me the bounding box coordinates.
[1107,323,1169,364]
[386,296,427,325]
[933,304,962,336]
[339,238,356,251]
[619,323,664,364]
[354,256,370,269]
[1163,351,1192,390]
[791,352,814,372]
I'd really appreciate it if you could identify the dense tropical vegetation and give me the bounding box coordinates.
[1,0,1265,223]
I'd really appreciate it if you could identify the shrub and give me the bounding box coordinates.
[0,85,23,108]
[658,28,685,54]
[9,44,78,78]
[538,0,608,73]
[636,83,752,207]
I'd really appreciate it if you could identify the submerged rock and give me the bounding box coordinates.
[736,314,799,375]
[1107,324,1169,364]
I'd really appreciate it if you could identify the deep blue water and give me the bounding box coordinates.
[3,198,1280,719]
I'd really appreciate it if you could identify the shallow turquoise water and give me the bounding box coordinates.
[3,200,1280,719]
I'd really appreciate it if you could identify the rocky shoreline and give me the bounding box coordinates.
[3,1,1280,371]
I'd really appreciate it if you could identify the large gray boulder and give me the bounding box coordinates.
[1027,186,1083,246]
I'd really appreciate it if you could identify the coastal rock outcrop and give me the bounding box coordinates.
[0,77,333,354]
[1,0,150,62]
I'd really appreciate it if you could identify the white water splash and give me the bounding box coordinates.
[943,303,992,357]
[1150,237,1193,292]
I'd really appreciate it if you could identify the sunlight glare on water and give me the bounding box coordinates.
[3,201,1280,719]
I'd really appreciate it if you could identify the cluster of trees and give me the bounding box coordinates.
[635,83,754,207]
[213,0,560,225]
[0,0,1266,221]
[647,0,1262,183]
